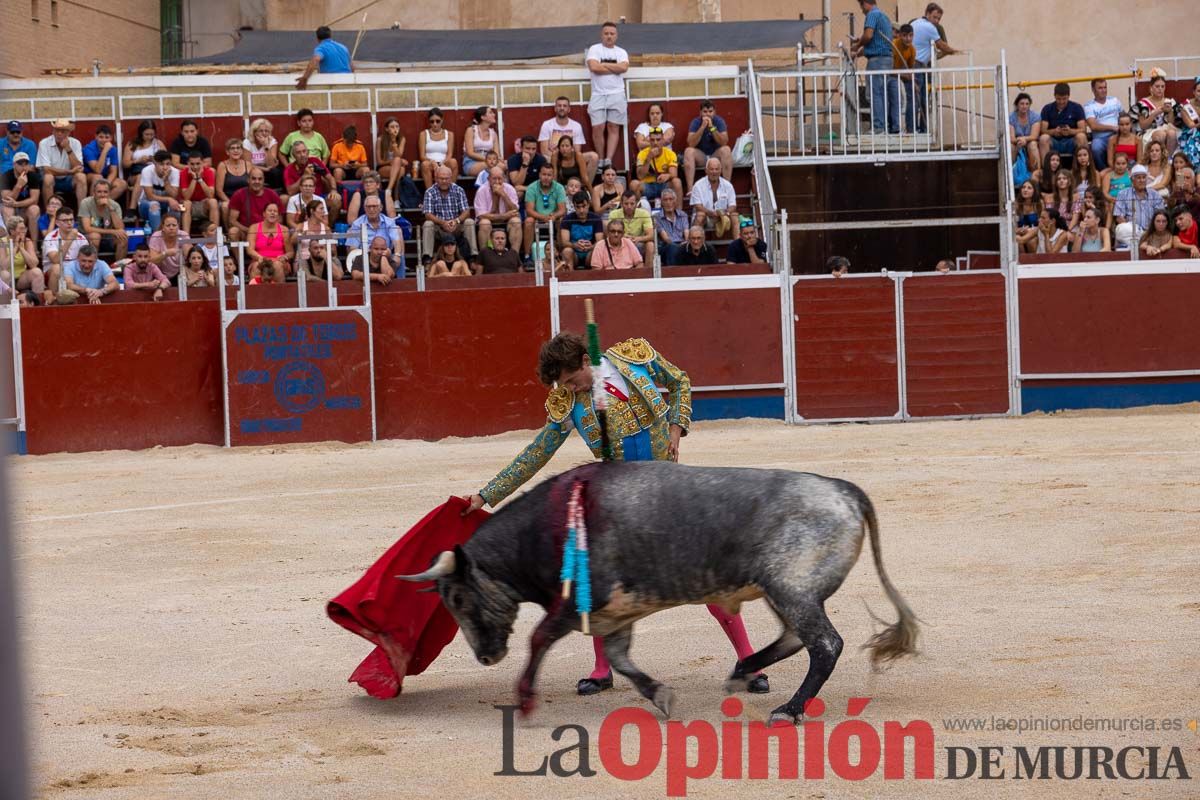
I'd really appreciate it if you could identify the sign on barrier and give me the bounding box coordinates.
[225,310,372,446]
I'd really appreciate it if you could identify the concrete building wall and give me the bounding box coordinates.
[0,0,160,78]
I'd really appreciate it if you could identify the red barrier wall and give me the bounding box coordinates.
[1019,273,1200,374]
[558,285,783,388]
[794,278,899,419]
[21,302,223,454]
[371,287,551,440]
[903,273,1009,416]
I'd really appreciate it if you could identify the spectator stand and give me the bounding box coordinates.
[216,226,378,447]
[118,92,245,165]
[1132,55,1200,102]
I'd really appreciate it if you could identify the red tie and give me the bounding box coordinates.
[604,381,628,402]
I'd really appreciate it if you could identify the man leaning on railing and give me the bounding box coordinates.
[910,3,960,135]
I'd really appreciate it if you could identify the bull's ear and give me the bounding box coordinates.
[416,586,438,594]
[452,544,470,576]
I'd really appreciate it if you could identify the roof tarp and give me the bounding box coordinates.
[185,20,820,66]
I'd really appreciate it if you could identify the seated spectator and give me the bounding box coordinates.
[1143,140,1170,196]
[284,141,341,218]
[1036,151,1061,198]
[0,218,47,304]
[522,163,567,263]
[1043,169,1076,221]
[221,253,240,285]
[507,135,546,197]
[227,168,282,243]
[1008,94,1046,172]
[345,170,395,222]
[351,235,396,285]
[1070,207,1111,252]
[293,198,336,276]
[828,255,851,278]
[1,121,37,174]
[1107,113,1141,173]
[634,103,676,151]
[82,125,127,207]
[78,179,128,261]
[1138,209,1174,257]
[1173,205,1199,257]
[934,259,954,273]
[376,117,409,197]
[135,150,182,233]
[216,138,250,227]
[122,119,165,182]
[635,127,681,207]
[179,150,218,235]
[243,118,282,189]
[286,174,327,227]
[422,164,475,263]
[1102,152,1133,205]
[1178,77,1200,166]
[1036,207,1069,253]
[563,176,589,208]
[418,108,458,187]
[36,118,87,209]
[1114,165,1166,246]
[607,190,656,265]
[552,136,595,192]
[689,157,739,238]
[682,100,732,192]
[62,244,118,304]
[726,218,769,264]
[478,227,522,274]
[199,221,228,269]
[592,165,626,215]
[121,242,169,301]
[168,119,213,169]
[181,244,217,288]
[1013,180,1042,253]
[1,152,42,242]
[1037,83,1087,164]
[560,192,604,270]
[589,218,644,270]
[1168,165,1200,220]
[1084,78,1122,171]
[42,204,89,293]
[280,108,329,163]
[475,166,522,254]
[462,106,500,178]
[301,236,345,281]
[473,151,503,189]
[348,195,405,272]
[37,195,64,241]
[428,234,473,277]
[1069,185,1108,233]
[673,226,718,266]
[148,215,192,284]
[245,202,291,282]
[1072,147,1100,198]
[329,125,369,182]
[538,97,599,186]
[652,188,688,265]
[1135,72,1179,155]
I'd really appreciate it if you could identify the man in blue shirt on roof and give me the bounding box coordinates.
[850,0,898,134]
[296,26,353,90]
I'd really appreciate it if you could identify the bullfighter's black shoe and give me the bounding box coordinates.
[576,674,614,695]
[747,674,770,693]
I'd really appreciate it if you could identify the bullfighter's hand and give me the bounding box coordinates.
[462,493,486,515]
[668,424,683,462]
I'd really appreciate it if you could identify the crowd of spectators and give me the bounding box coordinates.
[0,23,762,305]
[1009,71,1200,258]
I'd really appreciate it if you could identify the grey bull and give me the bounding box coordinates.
[400,461,918,724]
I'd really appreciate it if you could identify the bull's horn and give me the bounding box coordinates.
[396,550,456,582]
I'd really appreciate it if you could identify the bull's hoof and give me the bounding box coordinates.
[723,674,750,695]
[768,707,800,727]
[652,685,676,718]
[748,674,770,694]
[576,674,613,696]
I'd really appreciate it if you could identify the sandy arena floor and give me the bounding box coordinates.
[10,408,1200,799]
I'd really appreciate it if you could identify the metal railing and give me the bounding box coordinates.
[753,62,1003,163]
[1132,56,1200,81]
[746,60,778,246]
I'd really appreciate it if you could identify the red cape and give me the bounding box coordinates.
[327,497,490,699]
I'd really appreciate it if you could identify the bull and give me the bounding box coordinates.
[399,461,918,724]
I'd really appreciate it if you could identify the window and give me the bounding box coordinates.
[31,0,39,22]
[51,0,59,27]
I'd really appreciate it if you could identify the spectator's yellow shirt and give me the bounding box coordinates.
[893,41,916,71]
[636,146,678,177]
[608,207,654,238]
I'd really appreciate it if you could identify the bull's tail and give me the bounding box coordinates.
[858,492,920,667]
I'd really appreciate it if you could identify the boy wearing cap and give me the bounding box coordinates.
[35,118,87,208]
[0,151,41,242]
[725,218,769,264]
[1,122,37,174]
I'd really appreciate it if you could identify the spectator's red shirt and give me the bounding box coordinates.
[283,158,331,196]
[179,167,215,202]
[228,186,283,227]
